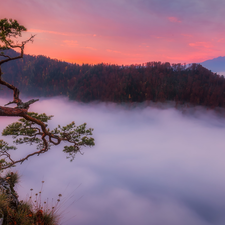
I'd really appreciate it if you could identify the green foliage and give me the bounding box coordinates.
[2,112,53,150]
[4,201,34,225]
[3,112,53,136]
[52,122,95,161]
[2,112,95,161]
[28,186,61,225]
[5,172,19,187]
[0,195,59,225]
[23,112,53,123]
[0,18,27,50]
[0,193,8,210]
[0,176,60,224]
[0,140,16,151]
[0,140,16,170]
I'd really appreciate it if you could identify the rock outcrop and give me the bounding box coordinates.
[0,173,19,225]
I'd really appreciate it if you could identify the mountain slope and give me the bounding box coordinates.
[200,56,225,73]
[1,50,225,108]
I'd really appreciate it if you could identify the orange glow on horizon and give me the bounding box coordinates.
[1,0,225,65]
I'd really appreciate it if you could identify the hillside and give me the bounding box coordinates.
[1,50,225,109]
[200,56,225,73]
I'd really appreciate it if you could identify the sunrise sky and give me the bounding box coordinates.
[1,0,225,65]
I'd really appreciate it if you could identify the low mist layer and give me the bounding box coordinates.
[1,97,225,225]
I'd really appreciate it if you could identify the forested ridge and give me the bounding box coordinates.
[1,49,225,108]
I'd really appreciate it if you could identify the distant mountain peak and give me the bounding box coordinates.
[200,56,225,73]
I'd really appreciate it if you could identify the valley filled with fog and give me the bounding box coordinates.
[1,97,225,225]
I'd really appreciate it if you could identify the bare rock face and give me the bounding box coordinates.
[0,177,19,207]
[0,175,19,225]
[0,210,3,225]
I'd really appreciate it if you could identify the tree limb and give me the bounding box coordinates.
[0,35,35,65]
[0,106,27,116]
[0,18,94,170]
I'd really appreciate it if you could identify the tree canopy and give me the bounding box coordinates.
[0,18,94,170]
[2,49,225,109]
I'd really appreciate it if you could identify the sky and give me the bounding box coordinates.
[1,97,225,225]
[1,0,225,65]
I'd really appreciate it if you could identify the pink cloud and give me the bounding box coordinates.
[189,42,213,48]
[181,34,193,37]
[107,49,122,54]
[62,40,78,47]
[27,29,71,36]
[168,17,181,23]
[85,47,97,51]
[1,0,225,64]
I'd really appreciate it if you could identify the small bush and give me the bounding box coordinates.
[0,175,60,225]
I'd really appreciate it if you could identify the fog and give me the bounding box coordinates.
[1,97,225,225]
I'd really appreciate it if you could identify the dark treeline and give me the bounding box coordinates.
[1,50,225,108]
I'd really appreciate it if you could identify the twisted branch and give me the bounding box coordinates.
[0,19,94,170]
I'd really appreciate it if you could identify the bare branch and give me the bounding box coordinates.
[0,54,11,59]
[0,35,35,65]
[0,106,27,116]
[0,145,48,170]
[0,78,22,104]
[0,18,94,170]
[5,99,39,109]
